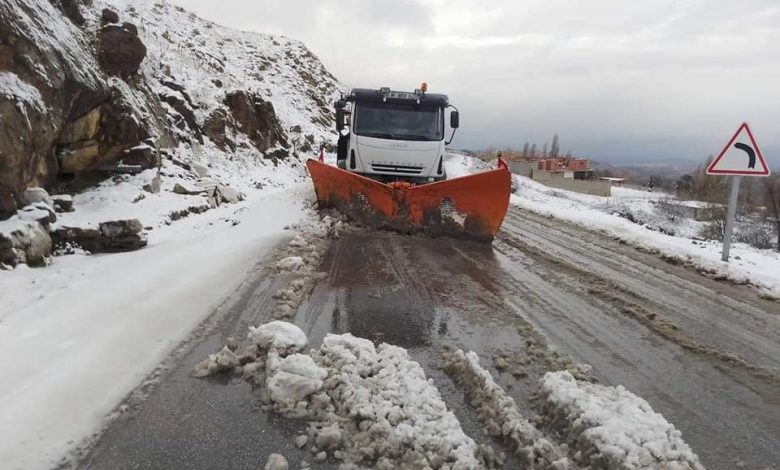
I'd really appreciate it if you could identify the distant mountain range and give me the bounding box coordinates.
[590,159,699,182]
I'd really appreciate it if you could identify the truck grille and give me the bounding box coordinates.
[371,163,424,174]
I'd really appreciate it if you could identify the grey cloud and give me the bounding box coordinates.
[172,0,779,164]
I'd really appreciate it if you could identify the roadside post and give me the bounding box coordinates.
[706,122,770,261]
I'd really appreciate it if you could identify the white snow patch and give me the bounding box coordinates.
[540,371,704,469]
[248,320,308,354]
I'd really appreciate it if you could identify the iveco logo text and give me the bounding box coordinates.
[387,143,409,149]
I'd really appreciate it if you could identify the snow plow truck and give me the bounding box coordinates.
[306,84,511,242]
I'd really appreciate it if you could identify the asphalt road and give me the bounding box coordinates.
[78,207,780,470]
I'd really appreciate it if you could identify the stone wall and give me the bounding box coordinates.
[531,171,612,197]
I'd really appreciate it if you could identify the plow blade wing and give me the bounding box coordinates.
[306,159,511,242]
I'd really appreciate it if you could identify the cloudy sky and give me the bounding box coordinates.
[172,0,779,165]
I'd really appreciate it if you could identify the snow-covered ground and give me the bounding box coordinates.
[0,184,311,470]
[443,153,780,298]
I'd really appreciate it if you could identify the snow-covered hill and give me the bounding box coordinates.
[95,0,344,146]
[1,0,347,268]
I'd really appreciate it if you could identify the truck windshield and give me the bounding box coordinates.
[354,102,443,141]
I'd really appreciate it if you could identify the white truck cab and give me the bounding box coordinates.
[335,86,460,184]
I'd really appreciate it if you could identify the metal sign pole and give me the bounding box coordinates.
[721,175,741,262]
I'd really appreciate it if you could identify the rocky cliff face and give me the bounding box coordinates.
[0,0,106,216]
[0,0,344,221]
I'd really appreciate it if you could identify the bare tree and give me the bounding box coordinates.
[764,175,780,251]
[550,134,560,158]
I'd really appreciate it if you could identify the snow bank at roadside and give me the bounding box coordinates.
[511,175,780,298]
[197,323,493,469]
[540,371,704,470]
[443,153,780,298]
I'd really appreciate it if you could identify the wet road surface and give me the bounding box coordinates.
[80,207,780,470]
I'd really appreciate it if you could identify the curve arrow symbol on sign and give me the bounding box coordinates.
[706,122,770,177]
[733,142,756,169]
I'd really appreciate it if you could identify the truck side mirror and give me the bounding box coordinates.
[450,110,460,129]
[335,99,347,131]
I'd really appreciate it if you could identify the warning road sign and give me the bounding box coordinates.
[707,122,770,176]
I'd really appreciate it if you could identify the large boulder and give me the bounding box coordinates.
[122,144,158,168]
[224,91,288,153]
[97,23,147,78]
[53,219,147,253]
[0,220,52,267]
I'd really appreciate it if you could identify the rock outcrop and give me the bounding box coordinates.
[0,0,107,215]
[225,91,288,153]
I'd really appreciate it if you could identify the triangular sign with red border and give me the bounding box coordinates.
[707,122,770,176]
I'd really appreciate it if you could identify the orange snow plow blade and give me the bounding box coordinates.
[306,159,511,242]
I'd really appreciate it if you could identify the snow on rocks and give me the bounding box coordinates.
[441,349,572,468]
[539,371,704,470]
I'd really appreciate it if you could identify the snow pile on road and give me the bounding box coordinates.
[441,347,703,469]
[441,349,572,468]
[267,352,327,403]
[307,334,485,469]
[270,213,346,319]
[539,371,704,470]
[196,323,494,468]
